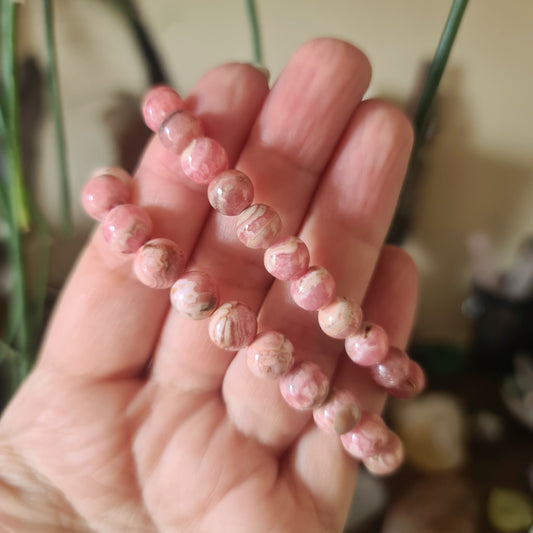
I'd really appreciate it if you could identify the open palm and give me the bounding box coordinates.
[0,39,417,533]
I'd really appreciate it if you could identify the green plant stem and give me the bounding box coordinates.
[245,0,263,66]
[25,200,52,356]
[97,0,168,85]
[1,0,30,232]
[413,0,469,147]
[387,0,469,245]
[2,180,29,360]
[0,340,27,400]
[0,96,7,136]
[1,0,30,363]
[44,0,72,235]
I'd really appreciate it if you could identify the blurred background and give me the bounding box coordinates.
[1,0,532,531]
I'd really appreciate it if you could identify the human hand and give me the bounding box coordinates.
[0,39,417,533]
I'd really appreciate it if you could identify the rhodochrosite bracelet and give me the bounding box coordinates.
[80,85,425,476]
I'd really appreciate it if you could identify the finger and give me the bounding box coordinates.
[332,246,419,413]
[39,64,269,380]
[223,100,413,448]
[286,246,419,530]
[152,38,371,390]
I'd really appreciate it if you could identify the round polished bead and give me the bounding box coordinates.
[142,85,185,132]
[362,432,404,476]
[181,137,229,185]
[345,323,389,366]
[208,170,254,215]
[264,236,310,281]
[280,361,330,411]
[236,204,282,249]
[102,204,152,254]
[159,110,204,155]
[318,297,363,339]
[133,238,185,289]
[81,169,131,221]
[370,346,410,389]
[290,266,336,311]
[170,271,220,320]
[340,412,390,459]
[246,331,295,379]
[388,360,426,399]
[208,301,257,351]
[313,389,362,435]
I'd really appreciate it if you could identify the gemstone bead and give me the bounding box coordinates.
[81,169,131,221]
[345,322,389,366]
[170,271,219,320]
[340,412,390,459]
[159,110,204,155]
[236,204,282,249]
[181,137,229,185]
[370,346,410,389]
[388,360,426,399]
[290,266,336,311]
[313,389,362,435]
[362,432,404,476]
[264,236,310,281]
[142,85,185,132]
[207,170,254,215]
[280,361,330,411]
[208,301,257,350]
[318,297,363,339]
[133,238,185,289]
[246,331,295,379]
[102,204,152,254]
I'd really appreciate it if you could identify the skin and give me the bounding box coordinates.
[0,39,418,533]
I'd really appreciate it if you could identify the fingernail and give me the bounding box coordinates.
[247,62,271,83]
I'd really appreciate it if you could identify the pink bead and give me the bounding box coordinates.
[81,169,131,221]
[102,204,152,254]
[370,346,410,389]
[236,204,282,249]
[362,432,404,476]
[246,331,295,379]
[142,85,185,132]
[133,238,185,289]
[170,271,219,320]
[340,412,390,459]
[279,361,330,411]
[290,266,336,311]
[208,301,257,350]
[181,137,228,184]
[318,297,363,339]
[264,236,310,281]
[208,170,254,215]
[159,110,204,155]
[345,323,389,366]
[313,389,362,435]
[385,359,426,399]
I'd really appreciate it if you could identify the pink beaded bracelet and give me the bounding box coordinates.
[80,84,426,476]
[143,85,423,397]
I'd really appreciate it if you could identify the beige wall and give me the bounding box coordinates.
[20,0,533,344]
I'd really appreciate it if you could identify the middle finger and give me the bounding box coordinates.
[152,38,371,391]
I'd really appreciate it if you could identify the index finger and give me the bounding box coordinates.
[39,64,270,380]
